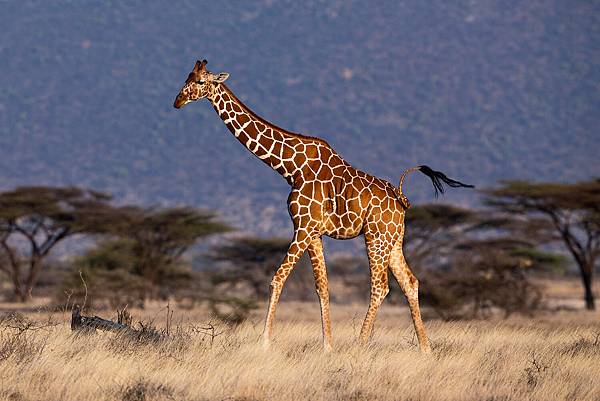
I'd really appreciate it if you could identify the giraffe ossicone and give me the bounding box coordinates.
[174,59,473,353]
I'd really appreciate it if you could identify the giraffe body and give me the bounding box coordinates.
[174,60,473,353]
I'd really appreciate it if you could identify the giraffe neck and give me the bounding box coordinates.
[208,84,309,185]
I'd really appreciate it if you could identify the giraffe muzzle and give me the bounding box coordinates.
[173,95,186,109]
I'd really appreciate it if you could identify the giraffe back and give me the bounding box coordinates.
[289,141,406,240]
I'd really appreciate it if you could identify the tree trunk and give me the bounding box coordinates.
[580,264,595,310]
[23,255,43,302]
[7,263,25,302]
[13,275,25,302]
[0,242,26,302]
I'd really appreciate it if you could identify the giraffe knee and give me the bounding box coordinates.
[373,284,389,303]
[410,275,418,289]
[406,277,419,300]
[314,278,328,295]
[396,270,419,299]
[313,269,329,296]
[315,285,329,299]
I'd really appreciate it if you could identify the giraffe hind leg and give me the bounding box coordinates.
[358,236,393,344]
[389,242,431,353]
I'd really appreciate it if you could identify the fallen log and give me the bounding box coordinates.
[71,305,164,341]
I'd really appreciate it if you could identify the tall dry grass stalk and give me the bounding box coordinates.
[0,301,598,401]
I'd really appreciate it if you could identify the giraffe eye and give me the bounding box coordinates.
[196,80,205,84]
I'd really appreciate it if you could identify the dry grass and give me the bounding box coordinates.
[0,299,599,401]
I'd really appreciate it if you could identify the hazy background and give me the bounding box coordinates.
[1,0,598,240]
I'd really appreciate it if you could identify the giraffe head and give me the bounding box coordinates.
[173,60,229,108]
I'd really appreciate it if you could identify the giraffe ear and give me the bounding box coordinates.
[212,72,230,83]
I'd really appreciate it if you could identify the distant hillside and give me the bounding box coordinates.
[1,1,598,237]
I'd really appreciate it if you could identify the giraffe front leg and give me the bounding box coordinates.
[307,237,333,352]
[262,228,313,349]
[389,242,431,353]
[359,236,393,344]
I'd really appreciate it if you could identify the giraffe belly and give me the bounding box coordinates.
[324,228,363,240]
[319,185,367,239]
[323,211,364,239]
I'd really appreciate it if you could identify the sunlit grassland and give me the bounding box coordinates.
[0,290,598,401]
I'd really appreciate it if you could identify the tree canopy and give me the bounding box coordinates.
[62,205,231,306]
[483,179,600,309]
[0,186,114,301]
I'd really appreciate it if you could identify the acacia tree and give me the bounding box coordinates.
[484,180,600,310]
[110,206,231,286]
[422,236,546,320]
[0,186,114,301]
[401,203,562,318]
[63,205,231,305]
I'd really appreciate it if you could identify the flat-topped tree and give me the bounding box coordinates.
[60,205,231,307]
[403,204,563,319]
[404,203,560,270]
[484,179,600,310]
[0,186,113,301]
[102,206,232,295]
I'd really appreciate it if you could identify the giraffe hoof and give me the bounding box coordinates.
[324,343,333,353]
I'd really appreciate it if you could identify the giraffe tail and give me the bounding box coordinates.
[398,165,474,199]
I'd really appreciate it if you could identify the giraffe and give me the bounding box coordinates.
[174,60,473,353]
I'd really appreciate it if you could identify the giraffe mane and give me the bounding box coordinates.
[220,84,333,148]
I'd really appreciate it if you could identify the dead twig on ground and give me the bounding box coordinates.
[70,305,164,342]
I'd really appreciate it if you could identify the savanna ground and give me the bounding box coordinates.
[0,278,598,401]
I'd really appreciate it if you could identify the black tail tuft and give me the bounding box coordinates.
[418,165,474,198]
